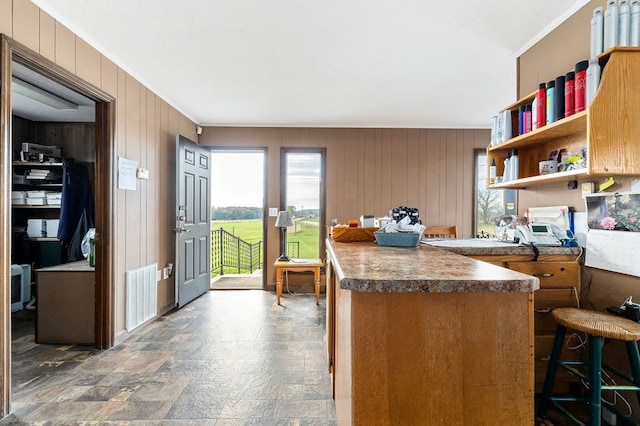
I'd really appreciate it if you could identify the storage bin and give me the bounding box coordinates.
[331,227,378,242]
[374,231,421,247]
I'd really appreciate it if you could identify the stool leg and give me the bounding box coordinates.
[589,335,602,426]
[538,324,567,419]
[625,341,640,408]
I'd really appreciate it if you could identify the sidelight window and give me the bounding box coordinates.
[281,149,325,259]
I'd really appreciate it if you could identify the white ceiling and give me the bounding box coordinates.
[31,0,588,129]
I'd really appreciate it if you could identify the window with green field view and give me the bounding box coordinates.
[282,150,325,259]
[474,149,517,237]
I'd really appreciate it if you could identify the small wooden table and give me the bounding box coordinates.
[274,258,323,305]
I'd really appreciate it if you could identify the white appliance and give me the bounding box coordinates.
[10,264,31,312]
[27,219,59,238]
[514,223,563,247]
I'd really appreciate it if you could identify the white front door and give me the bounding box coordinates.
[175,135,211,307]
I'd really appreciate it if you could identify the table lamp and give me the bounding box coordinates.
[275,211,294,261]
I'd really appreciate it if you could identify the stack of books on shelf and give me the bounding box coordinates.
[25,169,61,182]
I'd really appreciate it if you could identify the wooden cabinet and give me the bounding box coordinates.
[469,254,581,392]
[325,242,536,425]
[36,261,95,344]
[488,48,640,190]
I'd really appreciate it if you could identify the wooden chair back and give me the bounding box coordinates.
[423,225,458,239]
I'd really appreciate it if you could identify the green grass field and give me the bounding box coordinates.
[212,219,263,243]
[212,219,320,273]
[476,222,494,236]
[286,220,320,258]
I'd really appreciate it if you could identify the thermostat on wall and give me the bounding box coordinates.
[136,168,149,179]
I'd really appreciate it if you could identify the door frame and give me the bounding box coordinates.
[0,35,116,415]
[210,146,268,289]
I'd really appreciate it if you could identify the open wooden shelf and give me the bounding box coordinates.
[488,111,587,153]
[490,169,587,190]
[487,48,640,189]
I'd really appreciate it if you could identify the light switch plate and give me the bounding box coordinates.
[269,208,278,217]
[581,182,594,199]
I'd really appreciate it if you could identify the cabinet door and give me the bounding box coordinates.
[534,287,579,333]
[506,261,579,289]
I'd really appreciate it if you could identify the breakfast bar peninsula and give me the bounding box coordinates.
[325,240,540,425]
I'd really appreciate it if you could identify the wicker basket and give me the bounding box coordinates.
[331,227,378,242]
[374,231,421,247]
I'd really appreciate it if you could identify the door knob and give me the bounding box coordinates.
[173,227,190,234]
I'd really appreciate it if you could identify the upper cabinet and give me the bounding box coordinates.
[487,48,640,190]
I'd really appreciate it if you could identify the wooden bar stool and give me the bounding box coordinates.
[538,307,640,426]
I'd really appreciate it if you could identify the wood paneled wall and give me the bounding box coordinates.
[200,127,489,287]
[518,1,600,98]
[13,115,96,187]
[1,0,198,340]
[12,116,95,162]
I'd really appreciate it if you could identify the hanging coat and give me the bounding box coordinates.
[57,161,95,261]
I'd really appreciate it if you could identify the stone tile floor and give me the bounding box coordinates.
[2,290,336,425]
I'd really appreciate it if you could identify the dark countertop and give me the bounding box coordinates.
[327,239,540,293]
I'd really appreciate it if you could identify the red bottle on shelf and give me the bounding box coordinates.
[535,83,547,129]
[565,71,575,117]
[574,60,589,113]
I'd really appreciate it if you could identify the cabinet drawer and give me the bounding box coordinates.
[534,287,579,311]
[506,261,579,289]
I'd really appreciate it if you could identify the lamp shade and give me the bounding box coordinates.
[275,211,293,228]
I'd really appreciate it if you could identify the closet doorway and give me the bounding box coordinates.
[1,35,116,415]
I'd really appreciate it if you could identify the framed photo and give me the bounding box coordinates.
[548,149,562,162]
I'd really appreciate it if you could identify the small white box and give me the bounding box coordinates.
[27,219,59,238]
[27,220,45,238]
[26,190,47,198]
[45,219,59,237]
[26,198,46,206]
[11,191,26,200]
[360,215,375,228]
[46,192,62,200]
